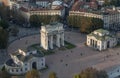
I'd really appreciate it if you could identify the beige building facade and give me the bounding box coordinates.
[41,22,64,50]
[87,29,117,51]
[5,49,45,75]
[103,13,120,31]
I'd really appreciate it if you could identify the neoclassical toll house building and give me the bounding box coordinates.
[41,22,64,50]
[5,49,45,75]
[87,29,117,51]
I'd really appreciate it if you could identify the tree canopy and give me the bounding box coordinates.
[49,72,57,78]
[25,69,40,78]
[0,20,9,29]
[0,6,11,20]
[0,71,11,78]
[10,26,19,36]
[67,15,103,33]
[110,0,120,6]
[0,27,9,49]
[29,15,60,27]
[74,67,108,78]
[104,0,120,6]
[0,66,11,78]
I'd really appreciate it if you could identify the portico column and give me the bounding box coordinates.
[61,33,64,46]
[93,40,95,47]
[42,36,48,50]
[50,35,53,49]
[91,39,93,46]
[56,34,60,47]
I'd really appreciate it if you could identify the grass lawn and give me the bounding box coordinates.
[64,41,76,49]
[27,44,55,56]
[116,43,120,47]
[27,41,76,55]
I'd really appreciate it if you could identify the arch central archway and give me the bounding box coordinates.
[32,62,37,69]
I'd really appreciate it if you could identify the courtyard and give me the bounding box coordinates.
[7,31,120,78]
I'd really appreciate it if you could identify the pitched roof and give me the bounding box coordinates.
[95,29,109,34]
[19,52,44,62]
[88,29,114,41]
[88,32,111,41]
[12,50,44,62]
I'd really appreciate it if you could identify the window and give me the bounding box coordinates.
[41,59,43,61]
[25,64,27,66]
[12,69,14,72]
[25,68,27,71]
[102,45,104,48]
[16,69,18,72]
[41,63,44,66]
[117,70,119,72]
[21,68,22,72]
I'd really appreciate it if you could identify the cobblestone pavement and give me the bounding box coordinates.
[7,31,120,78]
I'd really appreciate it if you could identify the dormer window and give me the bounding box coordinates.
[16,69,18,72]
[12,69,14,72]
[20,68,22,72]
[25,64,27,66]
[25,68,27,71]
[30,53,32,55]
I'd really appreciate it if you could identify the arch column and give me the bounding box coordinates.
[61,33,64,46]
[56,34,60,47]
[50,35,53,49]
[45,36,48,50]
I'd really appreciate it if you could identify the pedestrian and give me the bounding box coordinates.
[66,64,68,66]
[66,55,68,57]
[60,59,63,62]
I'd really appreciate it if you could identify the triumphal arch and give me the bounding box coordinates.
[41,22,64,50]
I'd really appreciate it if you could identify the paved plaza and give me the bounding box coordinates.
[7,31,120,78]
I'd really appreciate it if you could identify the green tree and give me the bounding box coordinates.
[91,18,103,31]
[104,0,110,6]
[1,66,6,71]
[29,15,41,27]
[0,20,9,29]
[75,67,108,78]
[29,15,60,27]
[110,0,120,6]
[0,71,11,78]
[80,17,92,33]
[49,72,57,78]
[25,69,40,78]
[0,66,11,78]
[0,6,11,20]
[10,26,19,36]
[74,74,80,78]
[67,15,103,33]
[97,70,108,78]
[16,13,26,24]
[0,27,9,49]
[50,15,60,23]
